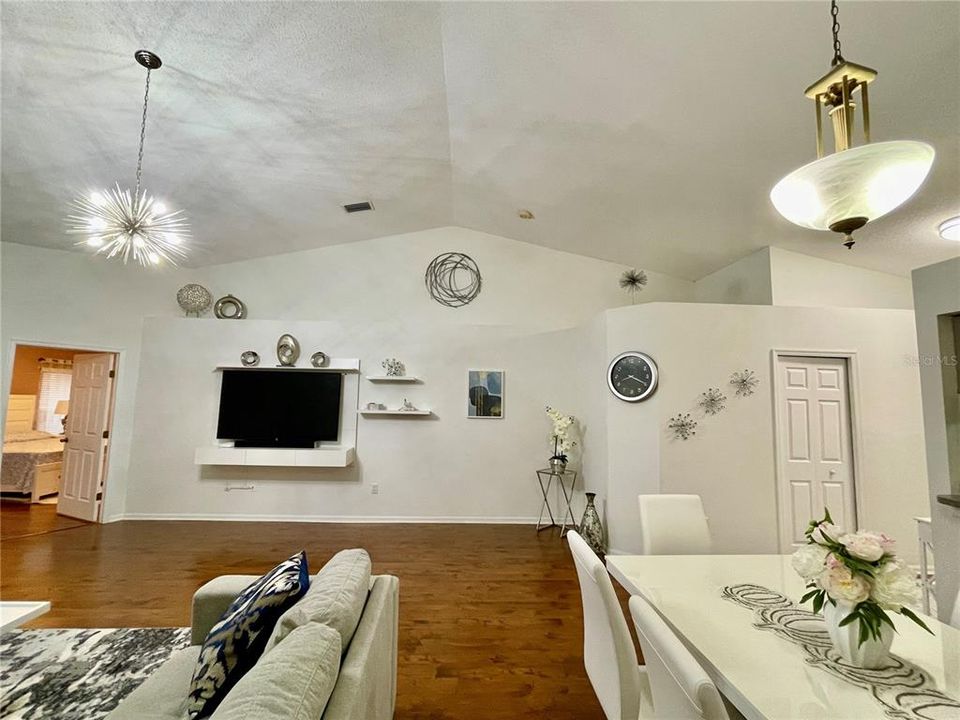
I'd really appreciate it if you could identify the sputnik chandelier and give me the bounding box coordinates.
[770,1,934,248]
[67,50,189,266]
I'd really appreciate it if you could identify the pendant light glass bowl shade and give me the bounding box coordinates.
[939,216,960,242]
[770,140,935,231]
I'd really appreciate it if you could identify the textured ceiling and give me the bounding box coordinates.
[2,1,958,279]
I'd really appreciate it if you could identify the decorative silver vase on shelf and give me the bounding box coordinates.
[579,492,605,556]
[276,334,300,367]
[549,457,567,473]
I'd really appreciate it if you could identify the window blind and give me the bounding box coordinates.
[37,367,72,434]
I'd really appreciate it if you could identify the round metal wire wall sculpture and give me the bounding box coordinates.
[424,252,482,308]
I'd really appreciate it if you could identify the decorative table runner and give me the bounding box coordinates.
[0,627,190,719]
[722,584,960,720]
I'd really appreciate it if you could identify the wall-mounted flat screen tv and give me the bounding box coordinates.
[216,370,342,448]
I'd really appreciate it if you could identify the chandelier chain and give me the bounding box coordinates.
[830,0,844,66]
[134,68,151,198]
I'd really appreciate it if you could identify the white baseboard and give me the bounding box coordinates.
[111,512,540,524]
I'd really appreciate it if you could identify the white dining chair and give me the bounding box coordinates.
[950,587,960,630]
[913,516,934,614]
[568,531,652,720]
[629,595,730,720]
[637,495,712,555]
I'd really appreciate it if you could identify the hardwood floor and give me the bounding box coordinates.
[0,501,90,540]
[0,521,640,719]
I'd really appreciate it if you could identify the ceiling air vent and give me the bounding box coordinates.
[343,201,374,213]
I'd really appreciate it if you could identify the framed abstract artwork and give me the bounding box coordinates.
[467,370,504,419]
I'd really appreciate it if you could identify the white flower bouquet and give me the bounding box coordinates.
[545,406,578,464]
[792,508,932,647]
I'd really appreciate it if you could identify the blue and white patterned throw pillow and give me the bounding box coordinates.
[187,551,310,718]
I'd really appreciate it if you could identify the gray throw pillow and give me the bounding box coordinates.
[264,548,371,653]
[209,623,341,720]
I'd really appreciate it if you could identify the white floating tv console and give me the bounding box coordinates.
[195,359,359,468]
[195,444,355,468]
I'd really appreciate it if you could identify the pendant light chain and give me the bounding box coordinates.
[830,0,845,66]
[67,49,190,267]
[134,68,151,199]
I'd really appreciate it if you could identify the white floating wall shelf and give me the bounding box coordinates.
[215,358,360,374]
[359,409,432,417]
[365,375,420,383]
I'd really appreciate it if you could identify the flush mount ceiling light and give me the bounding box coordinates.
[67,50,189,267]
[939,216,960,242]
[770,1,934,249]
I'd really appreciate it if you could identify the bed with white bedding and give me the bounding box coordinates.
[2,396,63,502]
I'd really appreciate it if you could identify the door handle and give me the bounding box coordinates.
[60,437,68,444]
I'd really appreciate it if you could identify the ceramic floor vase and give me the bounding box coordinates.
[579,492,605,556]
[822,601,894,669]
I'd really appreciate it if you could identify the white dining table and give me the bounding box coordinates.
[606,554,960,720]
[0,600,50,632]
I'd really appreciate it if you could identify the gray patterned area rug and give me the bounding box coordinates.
[0,627,191,719]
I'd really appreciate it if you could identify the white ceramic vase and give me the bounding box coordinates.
[822,601,894,668]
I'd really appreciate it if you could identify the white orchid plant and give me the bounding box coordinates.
[545,406,578,464]
[792,508,932,646]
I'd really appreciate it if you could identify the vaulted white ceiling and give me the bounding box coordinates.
[2,1,957,279]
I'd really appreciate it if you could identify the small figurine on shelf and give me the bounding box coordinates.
[399,398,418,412]
[382,358,406,377]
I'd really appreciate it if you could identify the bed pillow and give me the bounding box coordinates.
[264,548,371,653]
[187,551,310,718]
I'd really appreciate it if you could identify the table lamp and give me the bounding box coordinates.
[54,400,69,432]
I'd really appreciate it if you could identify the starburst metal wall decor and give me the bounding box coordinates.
[619,268,648,303]
[698,387,727,415]
[668,413,698,441]
[730,369,760,397]
[66,50,189,267]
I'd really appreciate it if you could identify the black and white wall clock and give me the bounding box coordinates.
[607,351,659,402]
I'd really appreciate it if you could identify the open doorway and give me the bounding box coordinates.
[2,344,118,539]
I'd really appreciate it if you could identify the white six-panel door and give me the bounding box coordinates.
[58,353,115,522]
[775,356,857,551]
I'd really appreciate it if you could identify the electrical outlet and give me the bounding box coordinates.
[371,483,380,495]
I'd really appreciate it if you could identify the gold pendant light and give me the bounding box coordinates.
[770,1,934,248]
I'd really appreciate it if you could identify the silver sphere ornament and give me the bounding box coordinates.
[177,284,213,317]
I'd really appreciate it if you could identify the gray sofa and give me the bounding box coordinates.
[107,572,399,720]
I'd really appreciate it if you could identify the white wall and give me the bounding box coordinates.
[123,317,593,521]
[0,242,182,519]
[769,247,914,310]
[2,231,924,534]
[195,226,694,329]
[598,303,929,560]
[2,228,695,521]
[693,246,915,309]
[912,257,960,623]
[693,248,773,305]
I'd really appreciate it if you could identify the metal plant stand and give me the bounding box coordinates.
[536,467,578,537]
